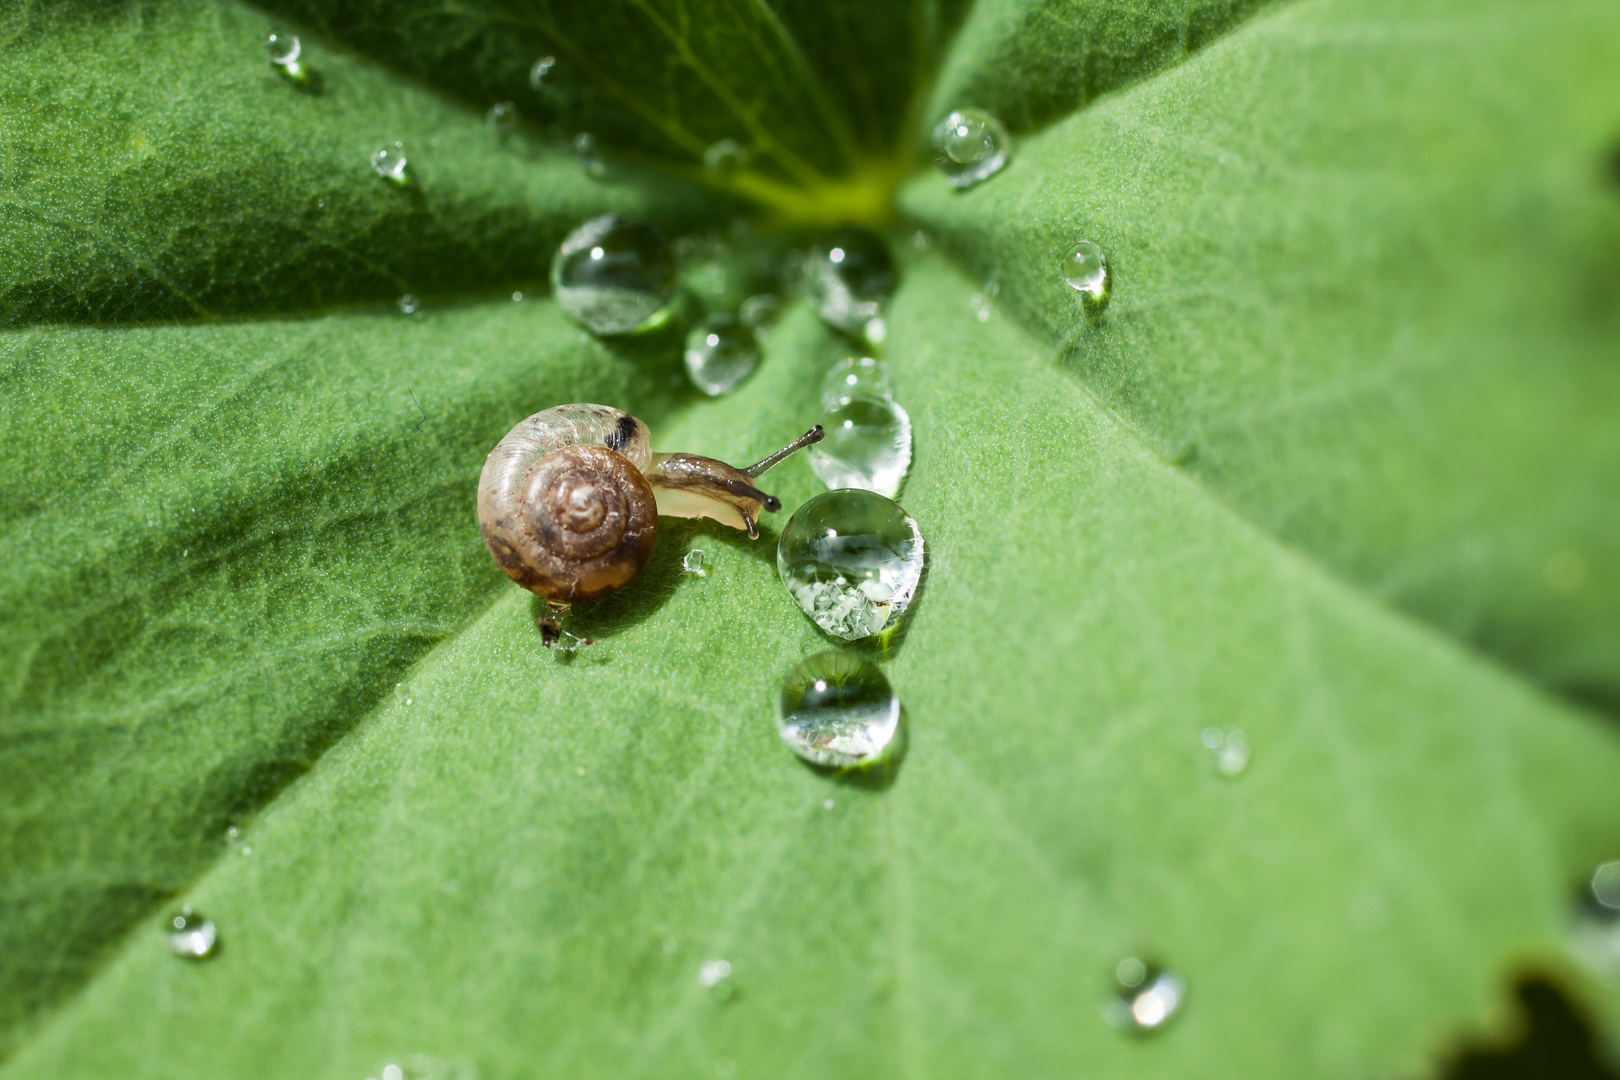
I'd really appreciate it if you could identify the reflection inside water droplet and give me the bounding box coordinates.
[371,142,408,183]
[551,215,676,335]
[1062,240,1109,306]
[1103,958,1183,1032]
[684,314,759,396]
[806,228,895,334]
[807,394,911,498]
[777,490,924,641]
[932,108,1012,188]
[777,650,900,768]
[1200,726,1250,776]
[822,357,892,408]
[166,907,218,959]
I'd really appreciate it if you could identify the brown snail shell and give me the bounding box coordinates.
[478,403,821,603]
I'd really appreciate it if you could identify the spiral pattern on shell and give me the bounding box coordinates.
[477,404,658,602]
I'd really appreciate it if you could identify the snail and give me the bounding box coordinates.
[478,403,823,604]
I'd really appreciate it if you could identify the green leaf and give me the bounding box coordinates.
[3,0,1619,1077]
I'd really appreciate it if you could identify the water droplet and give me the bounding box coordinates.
[265,32,301,70]
[371,142,408,184]
[1594,861,1620,910]
[862,315,888,347]
[1103,958,1184,1033]
[382,1065,404,1080]
[165,907,218,959]
[1062,240,1109,306]
[683,549,707,575]
[698,958,732,987]
[1200,726,1250,776]
[512,291,523,302]
[573,132,603,176]
[486,101,518,134]
[738,293,782,334]
[823,798,835,810]
[397,294,419,314]
[807,394,912,498]
[777,490,924,641]
[932,108,1012,188]
[821,357,892,408]
[806,228,895,334]
[703,138,748,177]
[684,314,759,396]
[528,55,556,90]
[777,650,899,768]
[550,215,677,335]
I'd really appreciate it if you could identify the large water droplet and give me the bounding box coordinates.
[371,141,408,184]
[777,650,900,768]
[777,490,924,641]
[529,55,556,91]
[264,32,301,70]
[932,108,1011,188]
[1200,726,1250,777]
[703,138,748,177]
[551,215,676,335]
[807,394,912,498]
[1062,240,1109,306]
[1104,958,1184,1033]
[684,314,759,396]
[1594,861,1620,911]
[166,907,218,959]
[486,101,518,135]
[821,356,892,408]
[806,228,895,334]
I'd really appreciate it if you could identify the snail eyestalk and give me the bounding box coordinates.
[745,425,824,478]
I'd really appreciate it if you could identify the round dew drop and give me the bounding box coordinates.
[807,394,911,498]
[684,314,760,396]
[805,228,896,334]
[371,141,408,183]
[821,356,892,409]
[777,490,924,641]
[1062,240,1109,305]
[777,650,900,768]
[264,32,300,69]
[165,907,219,959]
[551,215,677,335]
[1104,958,1184,1033]
[932,108,1012,188]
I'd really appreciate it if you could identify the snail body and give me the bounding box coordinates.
[478,403,822,602]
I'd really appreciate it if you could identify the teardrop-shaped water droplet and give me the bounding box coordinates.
[1103,958,1184,1032]
[166,907,218,959]
[738,293,782,335]
[1062,240,1109,305]
[932,108,1012,188]
[806,228,895,334]
[1200,726,1250,776]
[703,138,748,177]
[777,490,924,641]
[573,132,603,176]
[529,55,556,91]
[777,650,900,767]
[807,394,911,498]
[371,141,408,184]
[264,32,301,69]
[551,215,677,335]
[821,356,892,407]
[683,314,759,396]
[487,101,518,134]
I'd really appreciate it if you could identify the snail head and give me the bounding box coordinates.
[647,426,824,538]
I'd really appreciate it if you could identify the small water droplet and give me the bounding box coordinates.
[573,132,603,176]
[265,32,301,71]
[486,101,518,135]
[397,294,419,314]
[738,293,782,334]
[777,490,924,641]
[684,314,760,396]
[807,394,912,498]
[777,650,900,768]
[683,549,707,575]
[1546,550,1587,594]
[551,215,676,335]
[1594,861,1620,910]
[932,108,1012,188]
[698,958,732,987]
[512,291,523,302]
[1200,726,1250,776]
[1103,958,1183,1033]
[823,798,835,810]
[528,56,556,90]
[806,228,895,334]
[703,138,748,177]
[165,907,218,959]
[382,1066,404,1080]
[862,315,887,347]
[821,357,892,408]
[371,142,408,184]
[1062,240,1109,306]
